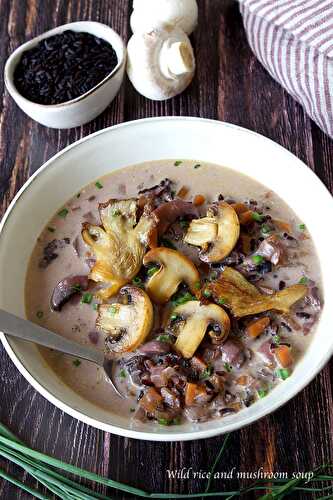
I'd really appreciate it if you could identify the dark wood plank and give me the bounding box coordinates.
[0,1,332,499]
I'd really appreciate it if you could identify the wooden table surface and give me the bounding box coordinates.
[0,1,332,499]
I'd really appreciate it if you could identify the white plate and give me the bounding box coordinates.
[0,117,332,441]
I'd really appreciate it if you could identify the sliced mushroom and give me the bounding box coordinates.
[184,202,240,263]
[97,286,153,354]
[168,301,230,358]
[152,199,199,236]
[143,247,200,304]
[82,198,156,299]
[208,267,308,318]
[50,275,89,311]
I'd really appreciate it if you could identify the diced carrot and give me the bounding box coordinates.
[240,234,252,254]
[275,345,294,367]
[273,219,292,233]
[238,210,254,225]
[193,194,205,206]
[246,317,270,338]
[185,383,207,406]
[236,375,249,386]
[177,186,189,199]
[231,203,248,214]
[139,387,163,413]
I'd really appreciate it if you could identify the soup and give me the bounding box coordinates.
[25,160,322,425]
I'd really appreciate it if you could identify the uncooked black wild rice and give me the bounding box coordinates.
[14,30,118,105]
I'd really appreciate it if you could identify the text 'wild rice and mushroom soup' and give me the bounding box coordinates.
[25,160,322,425]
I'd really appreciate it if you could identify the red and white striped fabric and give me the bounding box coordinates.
[239,0,333,138]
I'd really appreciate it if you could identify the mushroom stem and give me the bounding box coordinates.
[160,41,194,79]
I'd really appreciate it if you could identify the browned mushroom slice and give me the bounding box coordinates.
[152,199,199,236]
[168,301,230,358]
[184,202,240,262]
[97,286,153,354]
[50,275,89,311]
[143,247,200,304]
[208,267,308,318]
[82,198,156,299]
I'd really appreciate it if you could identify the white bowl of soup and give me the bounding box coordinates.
[0,117,332,441]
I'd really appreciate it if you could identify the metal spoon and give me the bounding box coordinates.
[0,309,123,398]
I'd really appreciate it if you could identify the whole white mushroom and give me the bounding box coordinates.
[130,0,198,35]
[126,27,195,101]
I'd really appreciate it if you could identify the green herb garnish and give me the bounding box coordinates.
[36,311,43,319]
[112,209,121,217]
[218,298,226,305]
[272,334,281,345]
[171,291,195,307]
[261,224,271,235]
[251,254,264,265]
[71,283,82,293]
[73,359,81,367]
[299,276,308,285]
[76,192,81,198]
[81,292,93,304]
[160,237,176,249]
[130,408,135,413]
[257,388,268,398]
[170,314,179,321]
[95,181,103,189]
[93,303,98,311]
[299,223,306,230]
[156,334,173,343]
[157,416,181,426]
[132,276,142,285]
[179,220,189,230]
[276,368,290,380]
[203,289,211,298]
[224,363,232,372]
[252,211,264,222]
[147,266,159,278]
[119,368,126,379]
[193,164,201,169]
[47,227,55,233]
[174,160,183,166]
[200,365,213,380]
[57,208,69,218]
[194,281,201,290]
[108,305,118,315]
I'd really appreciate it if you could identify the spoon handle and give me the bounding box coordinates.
[0,309,104,366]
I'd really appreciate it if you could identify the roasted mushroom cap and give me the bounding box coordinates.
[50,275,89,311]
[169,301,230,358]
[82,198,155,299]
[143,247,200,304]
[208,267,308,318]
[97,286,153,354]
[184,202,240,263]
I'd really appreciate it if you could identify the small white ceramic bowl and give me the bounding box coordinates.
[0,117,332,441]
[4,21,126,129]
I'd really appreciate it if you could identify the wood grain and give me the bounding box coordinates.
[0,1,332,499]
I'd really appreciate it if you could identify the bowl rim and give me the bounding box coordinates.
[0,116,332,442]
[4,21,126,109]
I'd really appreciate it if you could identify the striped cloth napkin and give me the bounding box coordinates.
[239,0,333,138]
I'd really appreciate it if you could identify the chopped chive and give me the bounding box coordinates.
[130,408,135,413]
[171,291,195,307]
[160,237,176,250]
[193,164,201,169]
[71,283,82,293]
[261,224,271,234]
[108,305,118,315]
[95,181,103,189]
[299,223,306,230]
[276,368,290,380]
[93,303,98,311]
[224,363,232,373]
[252,211,264,222]
[299,276,308,285]
[170,314,179,322]
[157,334,173,343]
[257,388,268,398]
[81,292,93,304]
[272,334,281,345]
[147,266,159,277]
[57,208,69,218]
[132,276,142,285]
[218,298,226,305]
[194,281,201,290]
[252,254,264,265]
[73,359,81,367]
[119,368,126,379]
[36,311,44,319]
[76,192,81,198]
[200,365,213,380]
[210,271,218,281]
[203,289,212,298]
[158,416,181,425]
[47,227,55,233]
[174,160,183,166]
